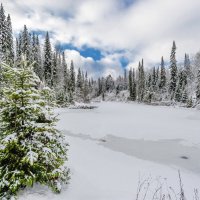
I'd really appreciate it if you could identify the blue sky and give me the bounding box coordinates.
[3,0,200,77]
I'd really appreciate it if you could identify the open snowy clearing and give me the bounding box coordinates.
[19,102,200,200]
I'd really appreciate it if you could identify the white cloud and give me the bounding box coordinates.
[2,0,200,76]
[64,49,123,79]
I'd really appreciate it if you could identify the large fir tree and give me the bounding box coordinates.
[0,58,70,199]
[169,41,178,99]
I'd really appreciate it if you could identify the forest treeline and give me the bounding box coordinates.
[0,4,200,107]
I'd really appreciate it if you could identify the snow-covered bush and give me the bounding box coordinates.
[69,102,97,109]
[0,58,70,199]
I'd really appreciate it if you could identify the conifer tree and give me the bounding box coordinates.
[105,75,115,92]
[169,41,178,99]
[52,52,58,87]
[124,69,128,90]
[21,25,32,61]
[128,68,133,100]
[0,3,7,61]
[5,14,14,66]
[83,72,90,102]
[67,60,75,103]
[145,72,153,103]
[152,67,157,91]
[175,80,182,102]
[97,78,102,96]
[16,34,22,64]
[63,52,69,93]
[56,52,63,88]
[76,67,83,101]
[147,73,152,89]
[132,68,137,101]
[179,70,187,92]
[155,67,159,88]
[69,60,75,93]
[32,34,43,80]
[138,59,145,102]
[159,56,166,91]
[43,32,52,87]
[0,58,70,199]
[184,53,192,82]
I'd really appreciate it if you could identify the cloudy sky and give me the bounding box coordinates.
[2,0,200,77]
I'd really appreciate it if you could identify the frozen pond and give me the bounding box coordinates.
[20,102,200,200]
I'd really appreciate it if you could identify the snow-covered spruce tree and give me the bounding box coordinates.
[184,53,192,82]
[180,69,187,92]
[105,74,115,92]
[66,60,75,103]
[0,58,70,199]
[62,52,68,91]
[16,34,22,65]
[75,68,83,101]
[52,52,58,88]
[151,67,157,91]
[63,52,68,92]
[83,72,90,103]
[159,56,166,93]
[132,69,137,101]
[128,68,136,101]
[155,67,159,89]
[169,41,178,99]
[0,3,7,61]
[145,73,153,103]
[97,78,102,96]
[69,60,75,93]
[124,69,128,90]
[32,34,43,80]
[128,68,133,100]
[137,59,145,102]
[55,52,63,90]
[21,25,32,62]
[5,14,14,66]
[43,32,53,87]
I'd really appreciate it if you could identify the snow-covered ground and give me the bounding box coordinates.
[19,102,200,200]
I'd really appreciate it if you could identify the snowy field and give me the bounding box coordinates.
[19,102,200,200]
